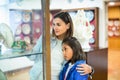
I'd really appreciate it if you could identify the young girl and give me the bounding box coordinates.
[59,37,88,80]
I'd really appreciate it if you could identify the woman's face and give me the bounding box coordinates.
[52,18,69,39]
[62,43,73,61]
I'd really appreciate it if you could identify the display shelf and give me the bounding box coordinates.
[108,18,120,37]
[0,56,34,72]
[0,49,42,60]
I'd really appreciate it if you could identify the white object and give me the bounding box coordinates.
[0,57,34,72]
[15,25,22,35]
[72,10,93,52]
[22,23,31,35]
[22,12,31,22]
[0,23,14,48]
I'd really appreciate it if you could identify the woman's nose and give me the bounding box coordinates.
[54,26,59,30]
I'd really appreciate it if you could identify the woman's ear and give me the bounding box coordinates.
[67,23,70,29]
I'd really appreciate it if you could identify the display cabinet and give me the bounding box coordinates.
[62,7,99,49]
[108,6,120,49]
[0,0,51,80]
[9,9,61,45]
[87,48,108,80]
[108,5,120,38]
[108,18,120,37]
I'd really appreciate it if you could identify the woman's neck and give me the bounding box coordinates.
[56,33,66,40]
[57,36,64,40]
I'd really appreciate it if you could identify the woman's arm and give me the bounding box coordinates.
[32,35,42,53]
[76,64,94,79]
[27,35,43,61]
[74,68,88,80]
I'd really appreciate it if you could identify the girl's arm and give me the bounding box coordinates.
[74,69,88,80]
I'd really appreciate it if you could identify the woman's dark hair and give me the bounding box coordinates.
[62,37,86,64]
[52,11,74,39]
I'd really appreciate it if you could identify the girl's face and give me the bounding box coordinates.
[62,43,73,61]
[52,18,69,39]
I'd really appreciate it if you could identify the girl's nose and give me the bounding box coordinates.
[63,51,66,56]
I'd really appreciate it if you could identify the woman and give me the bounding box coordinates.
[60,37,88,80]
[30,11,92,80]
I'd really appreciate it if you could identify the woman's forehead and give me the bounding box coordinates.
[53,17,64,22]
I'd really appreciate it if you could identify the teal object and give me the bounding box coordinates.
[12,40,26,52]
[0,69,7,80]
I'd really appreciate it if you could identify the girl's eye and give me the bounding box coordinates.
[62,47,66,51]
[57,23,61,26]
[64,48,67,51]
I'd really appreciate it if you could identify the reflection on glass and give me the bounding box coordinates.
[0,0,44,80]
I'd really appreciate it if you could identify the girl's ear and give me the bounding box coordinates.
[67,23,70,29]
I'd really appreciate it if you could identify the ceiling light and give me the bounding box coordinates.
[108,2,115,6]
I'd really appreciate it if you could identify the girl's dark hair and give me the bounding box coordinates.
[62,37,86,64]
[52,11,74,39]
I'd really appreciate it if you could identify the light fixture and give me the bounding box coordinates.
[108,2,115,6]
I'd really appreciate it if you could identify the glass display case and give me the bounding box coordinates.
[0,0,51,80]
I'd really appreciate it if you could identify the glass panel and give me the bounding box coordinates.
[0,6,43,59]
[0,0,44,80]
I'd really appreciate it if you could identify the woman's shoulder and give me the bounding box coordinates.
[51,37,62,46]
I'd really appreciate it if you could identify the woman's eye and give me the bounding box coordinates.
[52,23,55,26]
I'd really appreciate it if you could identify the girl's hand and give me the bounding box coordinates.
[76,64,92,75]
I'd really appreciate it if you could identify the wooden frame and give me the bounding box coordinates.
[41,0,51,80]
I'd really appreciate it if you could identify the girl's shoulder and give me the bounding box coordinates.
[75,60,86,65]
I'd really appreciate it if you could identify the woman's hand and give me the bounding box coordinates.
[76,64,92,75]
[25,42,33,50]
